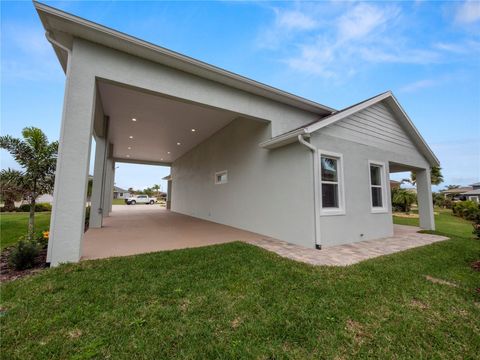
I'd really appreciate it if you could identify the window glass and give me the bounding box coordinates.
[322,183,339,208]
[371,187,383,207]
[321,157,338,182]
[370,165,381,186]
[369,163,385,209]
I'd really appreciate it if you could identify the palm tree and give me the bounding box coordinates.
[404,166,444,186]
[0,169,26,212]
[0,127,58,237]
[152,184,160,197]
[392,188,417,213]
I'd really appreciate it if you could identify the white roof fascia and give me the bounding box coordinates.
[34,1,335,116]
[259,128,308,149]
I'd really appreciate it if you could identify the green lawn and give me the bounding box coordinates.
[1,210,479,359]
[112,198,126,205]
[393,208,474,239]
[0,212,51,249]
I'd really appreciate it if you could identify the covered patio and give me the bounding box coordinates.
[83,206,448,266]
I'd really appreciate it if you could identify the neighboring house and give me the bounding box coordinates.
[113,186,131,199]
[390,180,402,190]
[36,3,438,266]
[462,183,480,203]
[440,186,473,201]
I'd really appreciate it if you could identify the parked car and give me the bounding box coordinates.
[125,195,157,205]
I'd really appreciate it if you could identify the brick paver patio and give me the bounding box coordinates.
[245,225,449,266]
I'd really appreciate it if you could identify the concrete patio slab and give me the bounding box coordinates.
[246,225,449,266]
[83,206,449,266]
[82,205,266,260]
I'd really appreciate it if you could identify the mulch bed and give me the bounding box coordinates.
[0,246,48,283]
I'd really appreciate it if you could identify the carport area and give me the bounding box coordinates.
[82,205,268,260]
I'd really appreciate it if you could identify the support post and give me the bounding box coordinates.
[108,161,115,214]
[102,150,113,217]
[416,168,435,231]
[166,179,172,210]
[89,135,107,228]
[47,59,96,266]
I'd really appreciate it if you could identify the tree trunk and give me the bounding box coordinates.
[28,196,36,239]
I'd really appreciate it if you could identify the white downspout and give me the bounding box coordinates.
[298,134,322,249]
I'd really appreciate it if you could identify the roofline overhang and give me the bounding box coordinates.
[261,91,440,168]
[33,1,335,116]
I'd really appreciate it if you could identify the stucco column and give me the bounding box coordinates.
[89,136,107,228]
[102,154,113,217]
[108,162,115,214]
[47,58,96,266]
[416,168,435,230]
[166,179,172,210]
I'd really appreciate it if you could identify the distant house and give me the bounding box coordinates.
[462,183,480,203]
[113,186,131,199]
[389,180,401,190]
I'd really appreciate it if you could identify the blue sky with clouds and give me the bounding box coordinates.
[1,1,479,191]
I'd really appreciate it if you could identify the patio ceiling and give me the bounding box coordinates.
[97,81,239,164]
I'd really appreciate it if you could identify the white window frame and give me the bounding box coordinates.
[319,150,345,216]
[368,160,388,213]
[215,170,228,185]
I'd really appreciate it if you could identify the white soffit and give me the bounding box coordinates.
[98,81,238,164]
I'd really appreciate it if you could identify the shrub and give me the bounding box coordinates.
[452,201,480,221]
[16,203,52,212]
[9,238,40,270]
[444,198,453,209]
[392,188,417,213]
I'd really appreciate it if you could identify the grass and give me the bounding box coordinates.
[112,198,126,205]
[0,212,51,249]
[393,208,474,239]
[1,211,479,358]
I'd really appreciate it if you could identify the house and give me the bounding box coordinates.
[440,186,473,201]
[462,183,480,203]
[113,186,130,199]
[35,3,438,266]
[389,180,402,190]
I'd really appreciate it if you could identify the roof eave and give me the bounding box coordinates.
[33,1,335,116]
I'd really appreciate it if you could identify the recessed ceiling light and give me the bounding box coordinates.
[127,146,131,150]
[132,118,137,122]
[129,136,133,139]
[126,155,130,158]
[191,128,196,132]
[167,151,171,154]
[161,158,164,161]
[177,142,181,146]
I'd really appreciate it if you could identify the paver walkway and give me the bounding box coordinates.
[246,225,449,266]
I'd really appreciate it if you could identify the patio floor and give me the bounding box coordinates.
[246,225,449,266]
[82,206,449,265]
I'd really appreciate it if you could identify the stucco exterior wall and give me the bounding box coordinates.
[171,117,316,248]
[71,38,320,137]
[310,103,431,247]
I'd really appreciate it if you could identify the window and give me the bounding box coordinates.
[215,170,228,185]
[319,151,345,215]
[368,161,387,213]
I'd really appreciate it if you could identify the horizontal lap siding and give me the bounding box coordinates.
[322,102,417,152]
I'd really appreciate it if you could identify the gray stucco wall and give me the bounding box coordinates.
[171,117,316,248]
[310,101,431,247]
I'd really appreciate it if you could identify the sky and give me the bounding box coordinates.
[1,0,479,192]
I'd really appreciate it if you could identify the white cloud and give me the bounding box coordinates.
[276,10,318,31]
[399,79,437,93]
[337,3,394,41]
[455,0,480,24]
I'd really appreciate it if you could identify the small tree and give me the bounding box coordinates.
[392,188,417,213]
[0,127,58,237]
[0,169,26,211]
[152,184,160,197]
